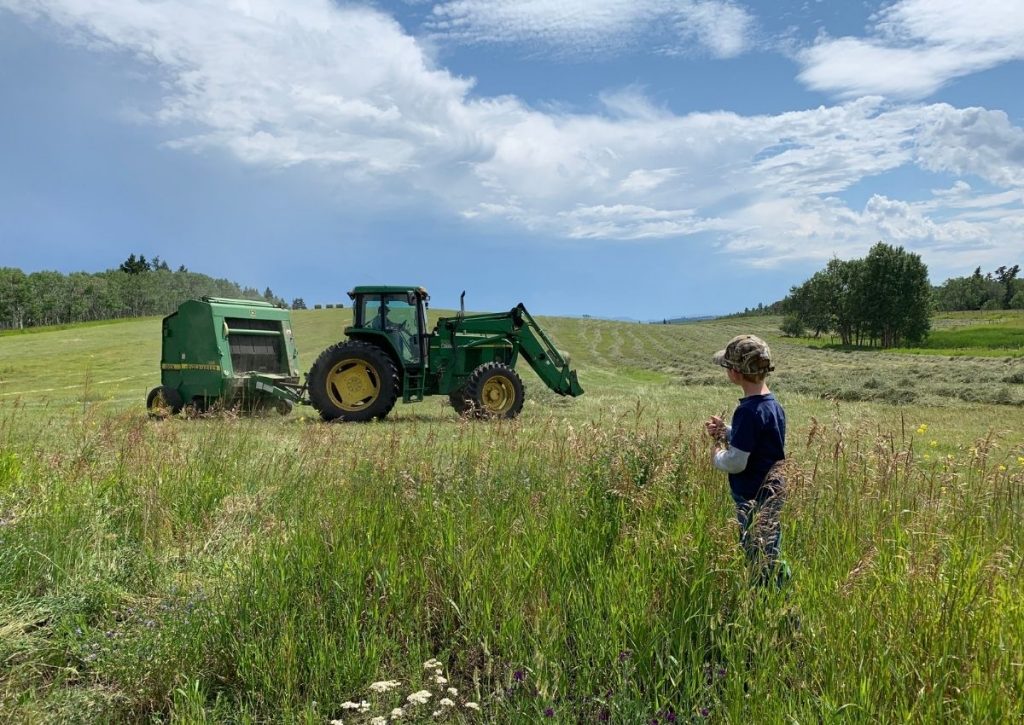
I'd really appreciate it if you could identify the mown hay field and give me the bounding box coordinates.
[1,309,1023,723]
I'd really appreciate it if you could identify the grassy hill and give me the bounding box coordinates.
[0,310,1022,721]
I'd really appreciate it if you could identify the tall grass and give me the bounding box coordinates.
[1,403,1021,722]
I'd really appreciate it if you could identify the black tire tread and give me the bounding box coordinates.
[448,387,471,415]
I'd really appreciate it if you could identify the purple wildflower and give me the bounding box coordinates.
[598,708,610,721]
[618,649,632,662]
[544,707,555,717]
[514,670,526,683]
[717,666,727,678]
[700,707,710,718]
[664,709,677,722]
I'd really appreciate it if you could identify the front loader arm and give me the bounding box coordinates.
[441,304,583,396]
[509,304,584,397]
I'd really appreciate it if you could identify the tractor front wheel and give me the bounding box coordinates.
[448,387,471,416]
[307,340,400,422]
[465,363,525,419]
[146,386,183,418]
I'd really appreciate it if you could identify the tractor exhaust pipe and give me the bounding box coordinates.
[459,290,465,320]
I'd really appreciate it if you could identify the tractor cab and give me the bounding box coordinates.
[347,286,430,367]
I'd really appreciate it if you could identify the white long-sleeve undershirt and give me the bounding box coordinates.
[713,443,750,474]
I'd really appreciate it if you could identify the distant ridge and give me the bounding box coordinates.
[647,315,720,325]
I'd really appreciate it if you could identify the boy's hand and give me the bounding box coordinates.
[704,415,725,440]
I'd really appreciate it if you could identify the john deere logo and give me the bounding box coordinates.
[161,363,221,371]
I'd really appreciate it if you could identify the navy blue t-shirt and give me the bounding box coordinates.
[728,393,786,499]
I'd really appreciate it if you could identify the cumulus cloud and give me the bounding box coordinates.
[2,0,1023,273]
[425,0,754,58]
[798,0,1024,99]
[2,0,480,179]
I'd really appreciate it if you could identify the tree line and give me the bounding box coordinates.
[932,265,1022,311]
[0,255,290,331]
[781,242,932,348]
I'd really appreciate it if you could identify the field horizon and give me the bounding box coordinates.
[1,309,1022,722]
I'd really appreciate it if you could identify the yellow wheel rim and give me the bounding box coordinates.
[480,375,516,415]
[325,358,380,411]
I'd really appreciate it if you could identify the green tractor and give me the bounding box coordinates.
[306,286,583,421]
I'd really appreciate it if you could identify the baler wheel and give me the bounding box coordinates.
[307,340,399,422]
[146,386,183,418]
[465,362,525,419]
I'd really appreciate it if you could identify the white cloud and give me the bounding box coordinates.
[425,0,754,58]
[557,204,732,240]
[913,106,1024,187]
[798,0,1024,99]
[3,0,1023,275]
[3,0,479,179]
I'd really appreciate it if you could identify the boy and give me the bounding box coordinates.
[704,334,789,586]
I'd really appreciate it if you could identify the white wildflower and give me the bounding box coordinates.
[369,680,402,693]
[330,720,344,725]
[434,675,448,685]
[370,718,387,725]
[446,687,458,697]
[422,658,443,669]
[431,710,442,718]
[440,698,455,707]
[390,707,405,719]
[465,702,481,711]
[340,701,362,710]
[407,690,433,706]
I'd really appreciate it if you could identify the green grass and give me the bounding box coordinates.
[918,325,1024,351]
[0,310,1023,722]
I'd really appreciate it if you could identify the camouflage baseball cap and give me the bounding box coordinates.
[712,334,775,375]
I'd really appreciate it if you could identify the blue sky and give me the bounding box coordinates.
[1,0,1022,319]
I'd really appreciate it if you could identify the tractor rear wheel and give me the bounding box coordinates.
[146,386,183,418]
[307,340,400,422]
[465,362,525,419]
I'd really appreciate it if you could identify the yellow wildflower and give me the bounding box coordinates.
[998,465,1007,472]
[930,440,938,448]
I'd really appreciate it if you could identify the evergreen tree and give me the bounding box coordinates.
[119,254,151,275]
[995,265,1020,309]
